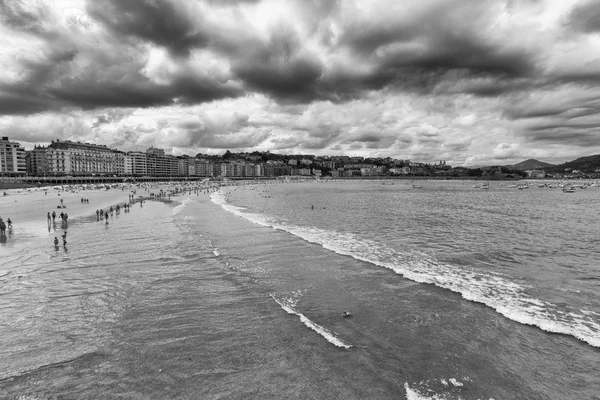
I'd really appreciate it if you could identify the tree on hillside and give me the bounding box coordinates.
[468,168,483,177]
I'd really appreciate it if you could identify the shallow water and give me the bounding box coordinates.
[1,180,599,399]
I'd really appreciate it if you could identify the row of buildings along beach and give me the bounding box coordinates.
[1,136,454,179]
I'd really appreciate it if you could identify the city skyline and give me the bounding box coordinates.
[1,0,600,166]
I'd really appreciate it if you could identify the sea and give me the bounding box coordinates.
[0,179,599,400]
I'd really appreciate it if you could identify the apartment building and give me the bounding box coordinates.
[26,145,48,176]
[195,159,213,177]
[0,136,26,175]
[45,139,117,176]
[114,151,127,176]
[128,152,147,176]
[145,147,179,177]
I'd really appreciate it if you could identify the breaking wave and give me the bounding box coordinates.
[269,294,353,349]
[213,192,600,348]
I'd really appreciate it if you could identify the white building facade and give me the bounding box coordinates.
[0,136,26,175]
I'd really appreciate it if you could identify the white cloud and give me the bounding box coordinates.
[1,0,600,164]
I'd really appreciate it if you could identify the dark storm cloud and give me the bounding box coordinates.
[83,0,536,104]
[378,35,533,78]
[528,120,600,132]
[231,27,325,103]
[504,97,600,120]
[86,0,210,57]
[436,71,539,98]
[568,0,600,34]
[322,67,446,101]
[0,91,55,115]
[0,1,242,114]
[48,69,242,110]
[554,70,600,84]
[1,0,540,115]
[0,48,78,115]
[523,127,600,146]
[334,1,536,98]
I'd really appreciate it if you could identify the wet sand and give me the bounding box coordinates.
[0,186,140,227]
[0,182,221,256]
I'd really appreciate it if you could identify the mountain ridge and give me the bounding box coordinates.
[512,159,555,170]
[509,154,600,172]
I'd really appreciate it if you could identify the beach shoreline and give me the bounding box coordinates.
[0,182,217,255]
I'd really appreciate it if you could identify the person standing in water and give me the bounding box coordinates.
[54,237,59,247]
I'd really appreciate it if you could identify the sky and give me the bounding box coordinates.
[1,0,600,166]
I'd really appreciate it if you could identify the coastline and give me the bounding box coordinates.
[1,176,521,193]
[0,182,214,258]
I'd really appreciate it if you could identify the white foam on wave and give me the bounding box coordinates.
[449,378,463,387]
[404,383,454,400]
[405,379,485,400]
[269,294,353,349]
[215,195,600,348]
[211,191,277,227]
[172,197,192,215]
[287,225,600,348]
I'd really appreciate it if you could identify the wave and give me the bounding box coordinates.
[404,379,482,400]
[269,294,353,349]
[172,197,192,215]
[214,193,600,349]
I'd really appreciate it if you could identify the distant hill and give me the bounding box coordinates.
[512,159,555,170]
[549,154,600,172]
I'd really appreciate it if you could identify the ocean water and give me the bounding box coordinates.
[1,180,599,399]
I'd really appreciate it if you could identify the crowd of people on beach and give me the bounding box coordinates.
[2,180,226,250]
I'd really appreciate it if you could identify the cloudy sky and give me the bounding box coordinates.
[1,0,600,165]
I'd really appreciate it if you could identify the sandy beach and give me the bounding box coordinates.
[1,186,140,227]
[0,182,218,256]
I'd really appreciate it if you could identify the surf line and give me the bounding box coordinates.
[269,294,353,349]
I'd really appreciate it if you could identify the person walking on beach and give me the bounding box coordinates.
[61,231,67,246]
[54,237,59,247]
[47,212,51,222]
[6,218,12,229]
[52,211,56,221]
